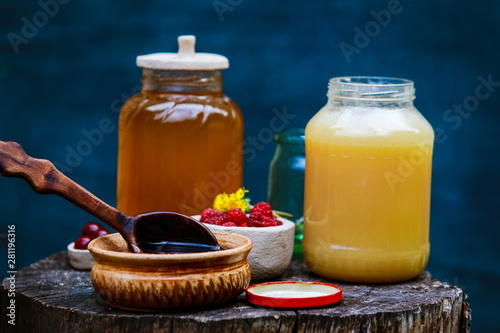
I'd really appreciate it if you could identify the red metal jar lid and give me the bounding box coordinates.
[246,281,342,309]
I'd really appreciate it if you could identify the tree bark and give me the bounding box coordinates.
[1,252,471,333]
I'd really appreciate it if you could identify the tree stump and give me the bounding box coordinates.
[1,251,470,333]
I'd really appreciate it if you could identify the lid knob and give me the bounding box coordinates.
[136,35,229,70]
[177,35,196,57]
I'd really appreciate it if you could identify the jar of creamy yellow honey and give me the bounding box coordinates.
[303,76,434,283]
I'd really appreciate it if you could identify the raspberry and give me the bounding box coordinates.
[201,203,279,227]
[203,215,225,225]
[251,202,273,217]
[248,212,282,227]
[222,221,238,227]
[200,208,225,225]
[200,208,224,222]
[225,209,248,226]
[269,216,283,226]
[248,211,263,220]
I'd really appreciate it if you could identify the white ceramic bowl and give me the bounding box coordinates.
[192,216,295,281]
[67,242,95,270]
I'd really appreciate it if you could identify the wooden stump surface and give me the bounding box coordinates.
[1,251,471,333]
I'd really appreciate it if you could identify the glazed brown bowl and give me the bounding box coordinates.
[87,231,252,311]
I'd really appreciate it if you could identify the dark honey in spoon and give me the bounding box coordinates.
[134,212,221,253]
[0,141,220,254]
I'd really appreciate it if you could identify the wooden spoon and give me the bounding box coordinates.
[0,141,220,254]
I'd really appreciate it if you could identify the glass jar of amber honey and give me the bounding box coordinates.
[117,35,244,216]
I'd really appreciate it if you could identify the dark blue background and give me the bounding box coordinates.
[1,0,499,331]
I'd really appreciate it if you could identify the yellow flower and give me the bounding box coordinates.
[213,188,249,213]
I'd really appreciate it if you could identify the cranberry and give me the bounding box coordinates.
[74,236,92,249]
[91,229,110,239]
[82,222,104,237]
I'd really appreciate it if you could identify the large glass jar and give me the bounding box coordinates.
[303,76,434,283]
[117,36,244,216]
[267,128,305,259]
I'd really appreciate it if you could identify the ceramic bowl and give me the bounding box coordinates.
[193,216,295,281]
[87,231,252,311]
[67,242,95,270]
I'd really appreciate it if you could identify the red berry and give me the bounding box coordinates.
[201,204,279,227]
[224,209,248,226]
[248,212,282,227]
[263,216,282,226]
[251,202,273,217]
[74,236,92,249]
[200,209,224,222]
[248,212,263,227]
[222,221,238,227]
[248,211,263,220]
[91,229,110,239]
[82,222,104,237]
[204,215,225,225]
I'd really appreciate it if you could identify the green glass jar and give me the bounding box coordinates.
[267,128,305,259]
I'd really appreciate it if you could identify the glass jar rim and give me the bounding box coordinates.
[141,68,223,92]
[328,76,415,101]
[274,128,305,144]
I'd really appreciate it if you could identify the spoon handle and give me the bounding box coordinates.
[0,141,126,232]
